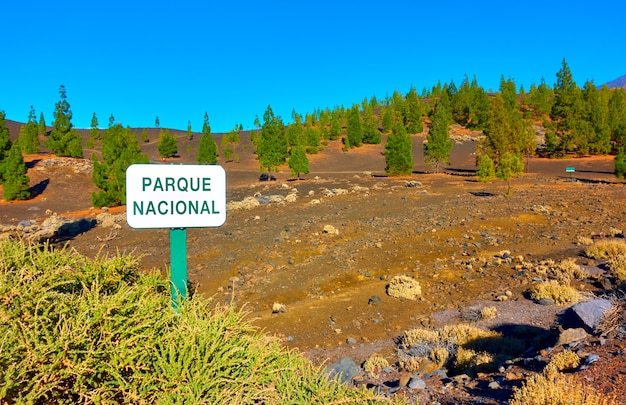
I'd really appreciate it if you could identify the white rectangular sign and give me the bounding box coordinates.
[126,164,226,229]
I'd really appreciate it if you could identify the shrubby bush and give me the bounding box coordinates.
[0,239,395,404]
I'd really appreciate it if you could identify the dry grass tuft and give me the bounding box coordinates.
[528,280,583,305]
[547,349,581,372]
[510,366,617,405]
[386,275,422,300]
[607,254,626,282]
[585,239,626,259]
[362,354,390,373]
[480,306,498,320]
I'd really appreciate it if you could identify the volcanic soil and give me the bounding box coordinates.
[2,129,625,403]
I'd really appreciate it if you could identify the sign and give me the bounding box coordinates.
[126,164,226,229]
[565,167,575,173]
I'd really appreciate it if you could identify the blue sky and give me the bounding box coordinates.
[2,1,624,133]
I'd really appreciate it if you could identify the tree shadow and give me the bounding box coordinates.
[29,179,49,198]
[445,168,476,177]
[26,159,41,169]
[459,323,558,402]
[48,218,98,245]
[563,176,619,185]
[470,191,496,197]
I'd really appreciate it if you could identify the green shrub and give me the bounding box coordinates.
[0,239,396,404]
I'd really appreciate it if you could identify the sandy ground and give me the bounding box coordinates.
[2,132,625,403]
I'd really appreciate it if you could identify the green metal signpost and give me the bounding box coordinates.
[125,164,226,310]
[170,228,187,309]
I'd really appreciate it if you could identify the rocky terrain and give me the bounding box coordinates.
[1,131,625,403]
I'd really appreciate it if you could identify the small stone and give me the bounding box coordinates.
[557,327,590,346]
[537,298,555,305]
[346,337,357,345]
[368,295,382,306]
[408,376,426,390]
[488,381,501,389]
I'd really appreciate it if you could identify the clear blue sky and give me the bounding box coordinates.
[1,1,624,133]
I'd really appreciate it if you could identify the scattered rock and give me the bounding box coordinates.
[323,225,339,235]
[557,327,590,346]
[324,357,361,385]
[569,299,613,332]
[368,295,382,306]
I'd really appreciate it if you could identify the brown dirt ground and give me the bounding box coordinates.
[2,130,625,403]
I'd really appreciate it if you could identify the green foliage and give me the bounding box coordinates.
[0,111,11,183]
[257,105,288,174]
[346,104,363,148]
[384,112,413,176]
[608,89,626,149]
[424,95,453,173]
[45,85,83,158]
[187,120,193,140]
[476,154,495,182]
[288,145,310,178]
[404,87,424,134]
[305,125,321,152]
[287,114,305,147]
[527,78,554,118]
[0,239,393,404]
[141,128,148,143]
[1,143,30,200]
[496,152,524,196]
[329,108,343,140]
[615,148,626,179]
[381,108,393,133]
[38,112,46,136]
[197,112,218,164]
[157,128,178,158]
[18,106,40,154]
[91,124,149,207]
[549,59,585,155]
[90,112,100,141]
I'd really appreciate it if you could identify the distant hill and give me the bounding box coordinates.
[600,74,626,89]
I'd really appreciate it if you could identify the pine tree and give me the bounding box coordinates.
[527,78,554,118]
[423,96,453,173]
[496,152,524,197]
[468,76,490,129]
[90,112,100,141]
[187,121,193,141]
[581,81,611,154]
[157,129,178,158]
[257,105,288,175]
[384,111,413,176]
[141,128,149,143]
[304,124,320,154]
[329,108,343,140]
[476,154,495,183]
[45,85,83,157]
[405,87,424,134]
[155,116,160,128]
[197,112,218,164]
[2,143,30,201]
[550,59,584,155]
[19,106,40,154]
[288,145,309,179]
[287,113,305,147]
[346,104,363,148]
[38,112,46,136]
[0,111,11,183]
[615,148,626,179]
[608,89,626,149]
[381,108,392,133]
[91,123,148,207]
